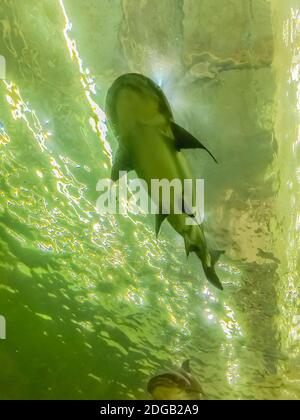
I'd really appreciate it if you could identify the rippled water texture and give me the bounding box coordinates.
[0,0,299,400]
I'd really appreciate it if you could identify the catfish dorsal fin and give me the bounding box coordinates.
[171,122,218,164]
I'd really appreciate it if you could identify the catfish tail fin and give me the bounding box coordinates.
[183,225,224,290]
[196,249,225,290]
[203,265,224,290]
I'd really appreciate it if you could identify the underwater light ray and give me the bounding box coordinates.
[3,81,49,152]
[0,122,11,146]
[0,81,108,247]
[59,0,112,166]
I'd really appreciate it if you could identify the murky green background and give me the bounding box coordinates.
[0,0,299,400]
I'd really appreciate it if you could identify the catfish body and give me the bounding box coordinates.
[105,73,223,290]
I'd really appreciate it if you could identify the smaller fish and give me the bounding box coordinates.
[147,360,205,400]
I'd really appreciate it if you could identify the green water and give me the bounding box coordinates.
[0,0,299,400]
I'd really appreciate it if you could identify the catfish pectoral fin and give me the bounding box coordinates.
[171,122,218,164]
